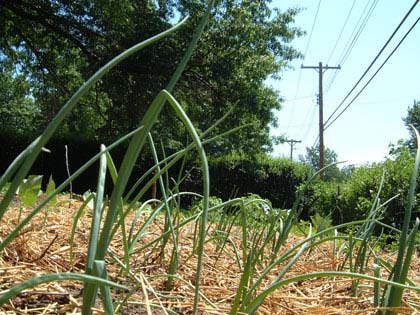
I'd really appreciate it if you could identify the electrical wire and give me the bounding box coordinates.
[326,0,357,65]
[323,0,357,94]
[303,0,322,58]
[283,95,313,102]
[301,99,317,143]
[285,0,322,135]
[324,0,378,93]
[324,15,420,132]
[292,0,378,150]
[308,124,320,151]
[324,0,419,127]
[338,0,379,66]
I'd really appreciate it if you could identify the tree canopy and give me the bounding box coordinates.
[0,60,39,136]
[300,146,343,181]
[402,100,420,151]
[0,0,302,156]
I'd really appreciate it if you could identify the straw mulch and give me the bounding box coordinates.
[0,195,419,314]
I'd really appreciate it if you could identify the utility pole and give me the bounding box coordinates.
[301,62,340,180]
[283,139,301,160]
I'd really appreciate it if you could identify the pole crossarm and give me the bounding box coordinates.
[301,64,341,71]
[283,139,301,160]
[301,62,340,180]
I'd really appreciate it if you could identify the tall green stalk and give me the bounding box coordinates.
[0,18,188,223]
[85,3,213,312]
[82,145,108,314]
[384,126,420,314]
[93,0,213,261]
[243,271,420,314]
[148,133,180,290]
[0,127,143,252]
[161,90,210,313]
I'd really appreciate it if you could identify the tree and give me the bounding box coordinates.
[300,146,343,181]
[402,99,420,151]
[0,0,302,156]
[0,60,40,136]
[172,0,302,155]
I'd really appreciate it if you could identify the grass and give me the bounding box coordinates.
[0,2,420,314]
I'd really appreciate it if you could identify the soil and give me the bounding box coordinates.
[0,196,419,314]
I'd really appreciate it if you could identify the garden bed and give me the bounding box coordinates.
[0,196,419,314]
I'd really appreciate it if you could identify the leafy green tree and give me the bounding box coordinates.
[302,142,420,228]
[402,99,420,151]
[173,0,302,155]
[0,0,302,156]
[300,145,343,181]
[0,60,40,136]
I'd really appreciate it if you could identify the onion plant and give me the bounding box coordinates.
[1,1,420,313]
[381,126,420,314]
[0,1,215,313]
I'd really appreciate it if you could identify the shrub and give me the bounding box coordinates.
[303,144,420,228]
[205,154,310,209]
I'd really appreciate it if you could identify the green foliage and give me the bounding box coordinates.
[0,0,302,156]
[241,193,275,226]
[302,143,419,229]
[207,153,310,209]
[0,182,10,194]
[17,175,43,207]
[191,196,223,212]
[299,181,339,221]
[382,127,420,314]
[300,145,343,181]
[0,62,40,136]
[173,1,303,155]
[45,175,57,206]
[15,174,57,208]
[0,8,215,313]
[310,212,333,235]
[402,99,420,151]
[4,2,420,313]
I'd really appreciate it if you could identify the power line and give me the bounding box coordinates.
[324,0,356,93]
[282,97,314,137]
[286,0,322,135]
[283,95,313,102]
[324,14,420,131]
[325,0,379,93]
[301,63,340,180]
[303,0,322,58]
[325,0,420,127]
[301,102,317,143]
[285,71,302,135]
[326,0,357,65]
[285,123,315,128]
[338,0,379,66]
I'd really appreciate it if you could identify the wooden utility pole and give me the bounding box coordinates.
[283,139,301,160]
[301,62,340,180]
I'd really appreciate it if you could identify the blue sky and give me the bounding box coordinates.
[269,0,420,165]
